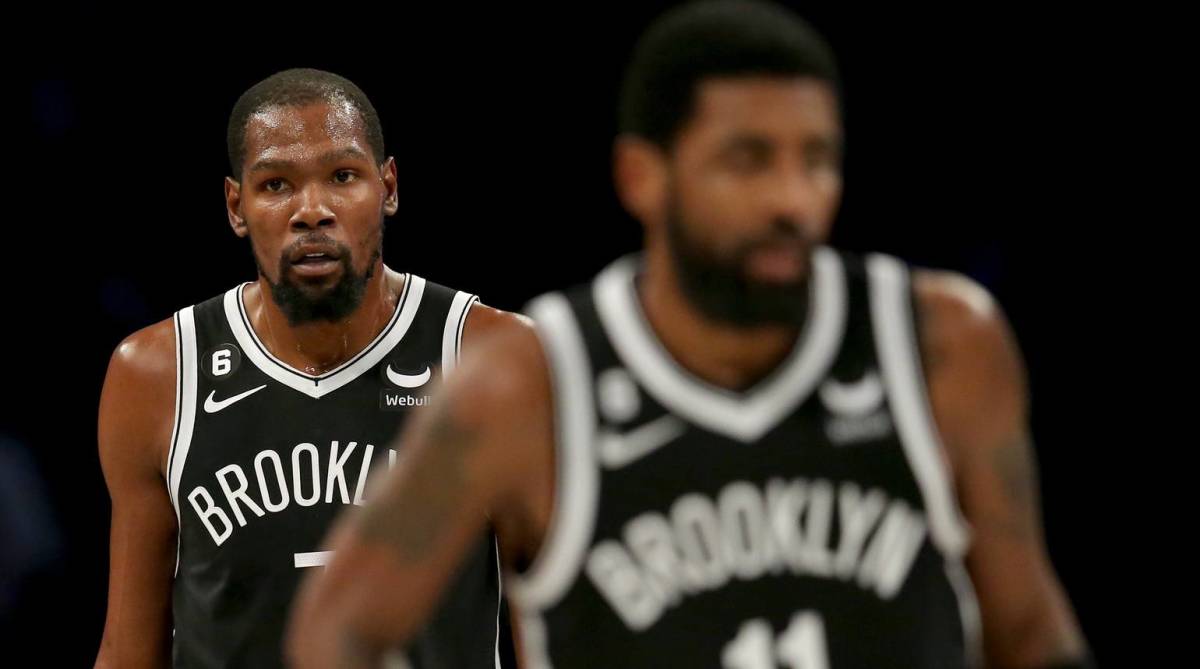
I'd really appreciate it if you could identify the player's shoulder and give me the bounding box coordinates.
[909,267,1028,445]
[416,272,532,339]
[100,316,179,475]
[463,302,534,343]
[910,267,1011,361]
[449,303,547,417]
[108,316,178,385]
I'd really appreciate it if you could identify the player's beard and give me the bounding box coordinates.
[254,227,382,326]
[664,193,812,328]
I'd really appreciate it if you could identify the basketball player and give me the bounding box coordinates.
[287,3,1091,667]
[94,69,518,668]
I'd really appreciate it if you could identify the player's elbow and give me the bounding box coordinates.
[985,583,1089,668]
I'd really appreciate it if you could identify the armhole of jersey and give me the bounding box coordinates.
[866,254,971,558]
[166,306,199,574]
[944,557,984,668]
[493,535,503,669]
[508,293,599,618]
[442,291,479,375]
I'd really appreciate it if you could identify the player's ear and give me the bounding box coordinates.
[225,177,249,238]
[380,157,399,217]
[613,135,668,233]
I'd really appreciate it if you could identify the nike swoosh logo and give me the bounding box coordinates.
[386,364,431,389]
[204,384,268,414]
[598,415,686,469]
[819,371,884,417]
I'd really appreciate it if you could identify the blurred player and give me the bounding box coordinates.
[288,3,1090,667]
[95,69,518,668]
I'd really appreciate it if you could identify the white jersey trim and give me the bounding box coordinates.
[442,291,479,375]
[592,247,847,443]
[516,610,554,669]
[222,272,425,399]
[493,536,503,669]
[508,293,599,612]
[866,253,971,557]
[167,306,199,574]
[945,558,984,668]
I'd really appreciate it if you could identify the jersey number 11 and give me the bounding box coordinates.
[722,611,830,669]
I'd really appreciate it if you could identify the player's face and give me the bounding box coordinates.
[666,77,842,325]
[228,100,398,324]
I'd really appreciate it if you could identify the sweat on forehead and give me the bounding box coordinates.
[244,99,365,147]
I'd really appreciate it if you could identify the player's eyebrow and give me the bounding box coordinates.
[317,147,371,164]
[247,147,371,175]
[246,157,293,175]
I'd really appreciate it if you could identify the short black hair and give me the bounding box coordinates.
[226,68,386,180]
[618,0,840,150]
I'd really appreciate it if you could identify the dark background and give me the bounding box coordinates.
[11,2,1126,664]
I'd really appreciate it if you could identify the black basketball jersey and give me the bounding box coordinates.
[509,249,982,669]
[166,272,501,669]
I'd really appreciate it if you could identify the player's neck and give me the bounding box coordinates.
[639,254,802,393]
[245,263,403,376]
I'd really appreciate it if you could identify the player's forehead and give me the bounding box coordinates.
[680,76,842,147]
[242,98,370,167]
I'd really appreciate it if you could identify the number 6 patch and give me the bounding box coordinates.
[202,343,243,381]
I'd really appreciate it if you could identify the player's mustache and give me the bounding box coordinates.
[280,235,352,263]
[736,218,814,256]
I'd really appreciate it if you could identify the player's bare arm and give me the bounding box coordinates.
[916,271,1089,668]
[287,308,552,669]
[94,318,178,669]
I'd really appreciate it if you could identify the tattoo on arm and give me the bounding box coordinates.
[985,433,1042,541]
[355,404,481,561]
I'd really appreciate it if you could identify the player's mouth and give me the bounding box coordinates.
[289,243,344,278]
[744,241,809,284]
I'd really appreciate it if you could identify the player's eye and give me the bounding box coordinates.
[723,141,772,172]
[803,142,841,172]
[334,170,357,184]
[263,178,286,193]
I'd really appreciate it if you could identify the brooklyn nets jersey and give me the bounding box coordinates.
[510,249,981,669]
[165,273,501,668]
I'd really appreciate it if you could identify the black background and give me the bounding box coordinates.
[11,2,1129,664]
